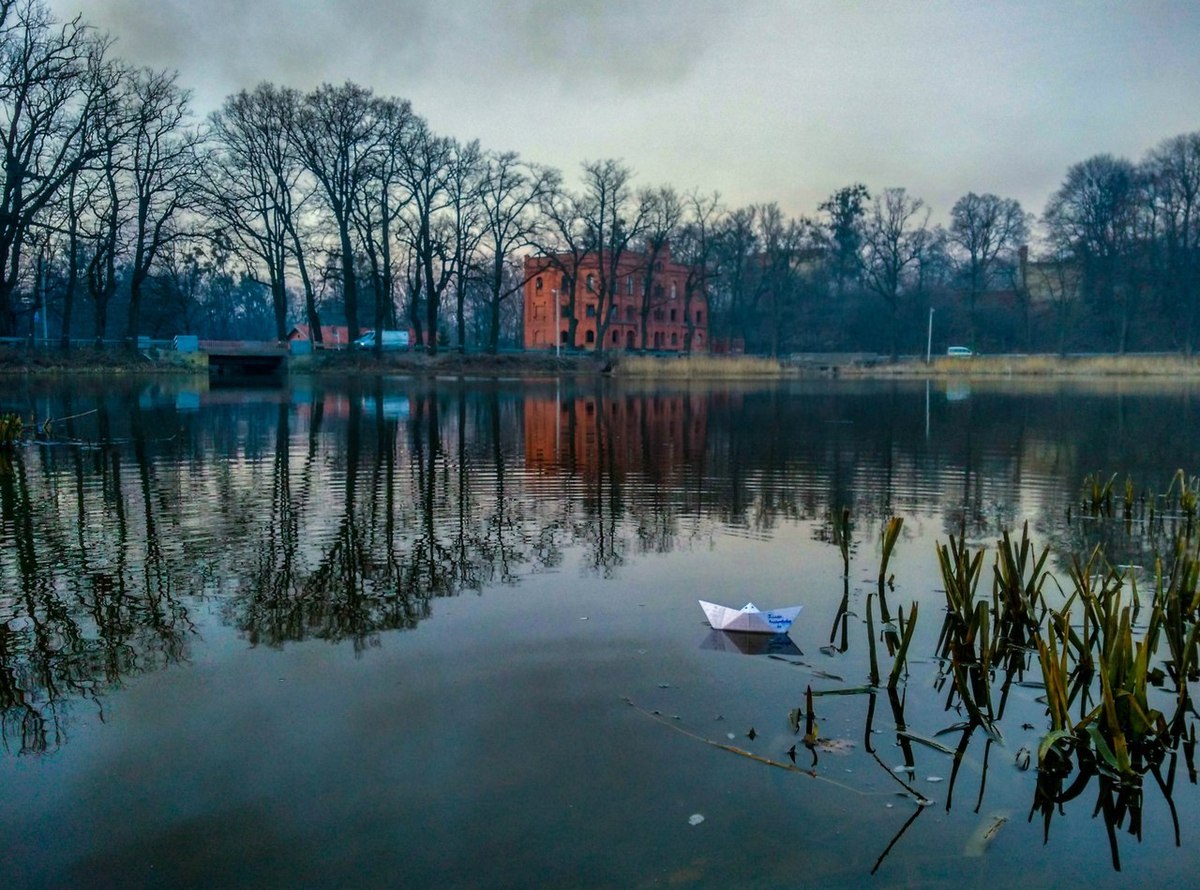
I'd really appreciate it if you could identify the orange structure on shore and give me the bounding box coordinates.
[522,246,708,352]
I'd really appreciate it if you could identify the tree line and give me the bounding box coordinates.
[2,0,1198,356]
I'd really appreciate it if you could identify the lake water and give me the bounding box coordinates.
[2,374,1199,887]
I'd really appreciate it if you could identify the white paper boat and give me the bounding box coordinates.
[699,600,803,634]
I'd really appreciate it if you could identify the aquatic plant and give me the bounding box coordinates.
[878,515,903,594]
[0,412,22,447]
[887,602,919,689]
[835,506,851,576]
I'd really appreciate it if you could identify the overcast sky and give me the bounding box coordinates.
[46,0,1200,226]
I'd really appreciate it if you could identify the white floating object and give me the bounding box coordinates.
[698,600,803,634]
[688,814,705,826]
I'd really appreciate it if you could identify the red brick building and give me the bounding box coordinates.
[522,246,708,353]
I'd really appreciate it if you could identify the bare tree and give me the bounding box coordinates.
[443,139,485,352]
[124,68,201,347]
[635,185,683,349]
[206,83,313,342]
[1143,132,1200,352]
[754,203,807,357]
[0,1,115,335]
[1044,154,1142,353]
[579,159,647,350]
[397,119,453,353]
[72,56,133,345]
[675,190,721,352]
[289,82,384,341]
[860,187,930,359]
[475,151,557,354]
[710,206,757,349]
[350,94,417,354]
[948,192,1030,347]
[534,182,589,349]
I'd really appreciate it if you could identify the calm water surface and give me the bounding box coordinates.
[2,374,1200,887]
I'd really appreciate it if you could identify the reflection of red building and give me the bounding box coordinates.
[523,245,708,352]
[524,392,707,479]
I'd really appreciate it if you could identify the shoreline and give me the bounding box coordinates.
[4,345,1200,380]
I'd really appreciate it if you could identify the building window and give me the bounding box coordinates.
[586,304,596,318]
[670,282,677,300]
[670,309,676,322]
[612,330,619,344]
[696,310,703,325]
[536,277,543,290]
[654,308,664,321]
[586,330,595,344]
[560,330,568,344]
[625,306,635,322]
[654,284,664,299]
[626,275,633,295]
[671,332,678,346]
[561,274,568,290]
[561,305,570,318]
[586,274,595,292]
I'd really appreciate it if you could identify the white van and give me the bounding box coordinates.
[946,346,973,357]
[354,330,410,351]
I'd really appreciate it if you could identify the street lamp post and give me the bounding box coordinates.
[926,307,934,365]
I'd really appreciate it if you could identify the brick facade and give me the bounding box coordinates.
[522,246,708,353]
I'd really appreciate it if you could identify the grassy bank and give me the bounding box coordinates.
[0,345,206,373]
[857,353,1200,378]
[612,354,784,378]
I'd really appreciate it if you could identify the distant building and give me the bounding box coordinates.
[1018,245,1081,306]
[287,324,352,349]
[523,245,708,353]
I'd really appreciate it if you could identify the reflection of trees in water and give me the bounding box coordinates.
[224,387,547,649]
[6,378,1200,754]
[0,400,194,755]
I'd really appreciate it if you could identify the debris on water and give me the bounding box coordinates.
[579,616,588,620]
[1015,747,1032,770]
[786,744,797,763]
[926,776,944,783]
[813,738,855,755]
[893,764,914,773]
[658,683,671,689]
[727,733,736,740]
[747,727,757,741]
[965,812,1010,856]
[688,814,705,826]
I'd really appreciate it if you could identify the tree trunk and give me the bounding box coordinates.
[339,224,359,341]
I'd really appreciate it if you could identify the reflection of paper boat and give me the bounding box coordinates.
[699,600,802,634]
[701,629,802,656]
